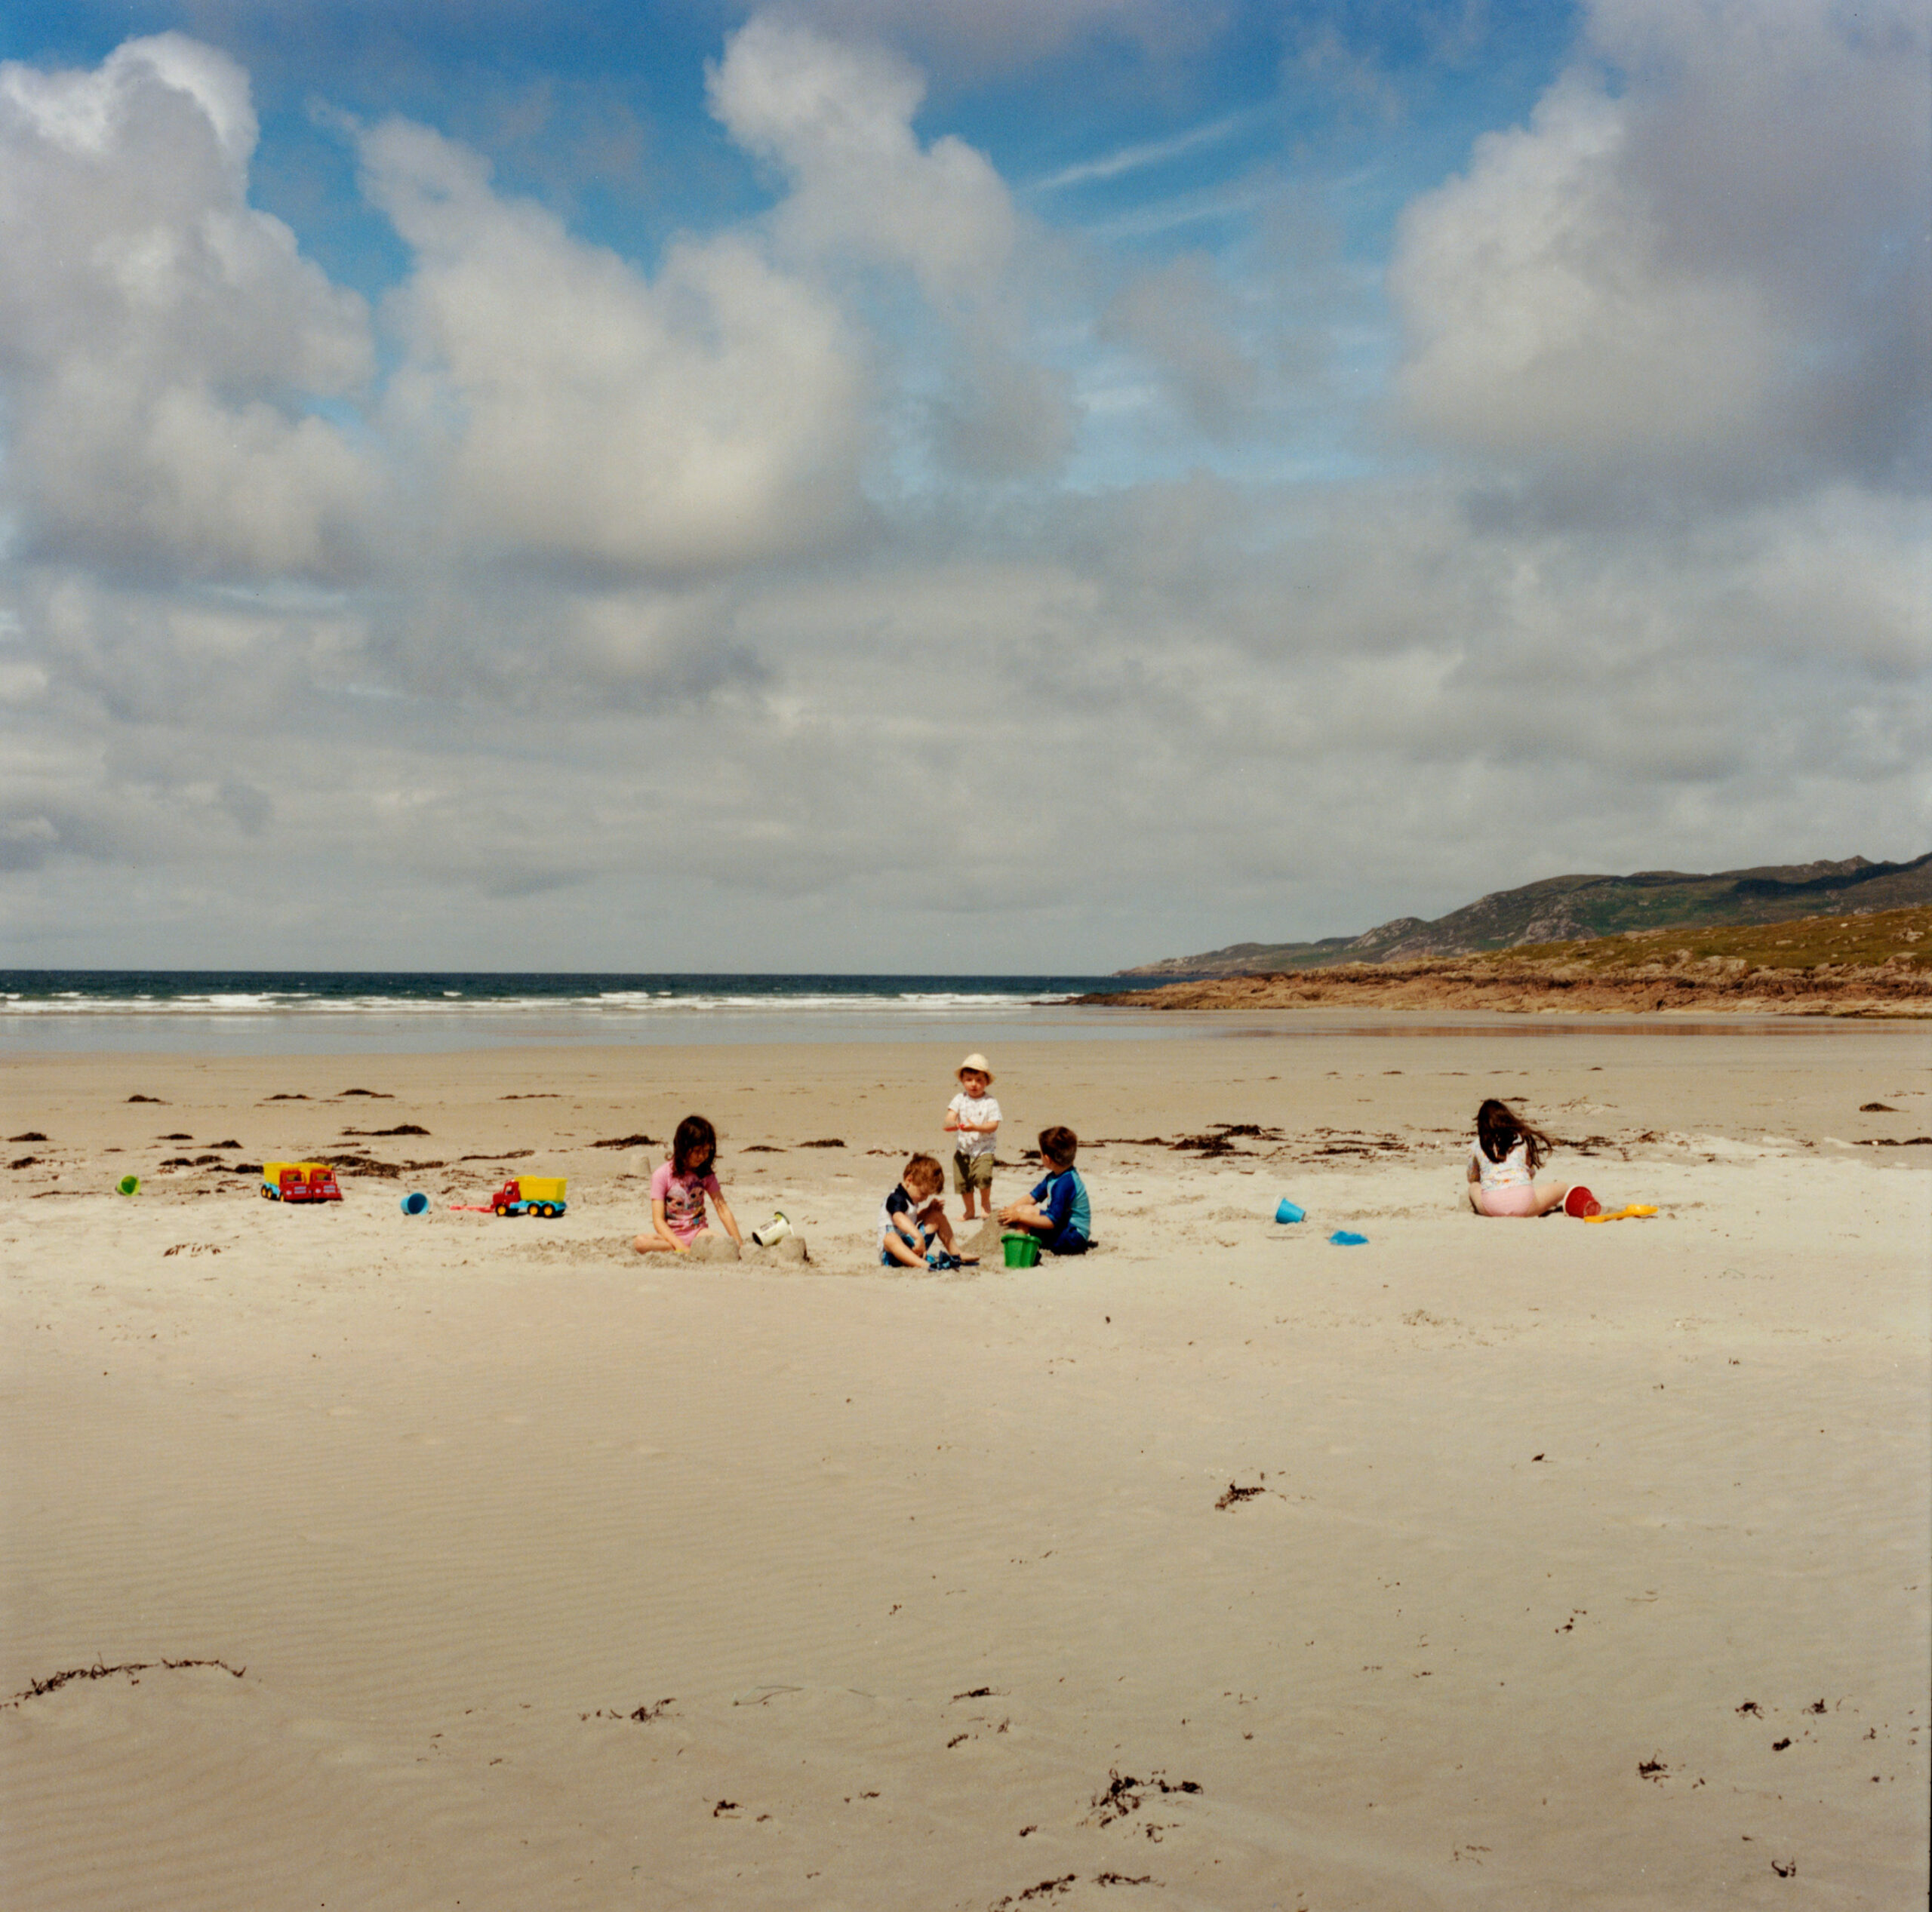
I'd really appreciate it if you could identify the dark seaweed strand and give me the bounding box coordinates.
[6,1657,245,1708]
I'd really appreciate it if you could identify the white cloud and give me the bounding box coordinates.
[735,0,1220,81]
[359,114,869,578]
[709,14,1016,306]
[0,34,374,579]
[709,14,1076,478]
[2,30,258,171]
[1391,75,1783,474]
[1032,110,1255,192]
[1390,0,1930,498]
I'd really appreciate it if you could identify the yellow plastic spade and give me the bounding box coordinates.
[1584,1203,1658,1224]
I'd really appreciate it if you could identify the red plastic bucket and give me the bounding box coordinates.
[1564,1186,1601,1218]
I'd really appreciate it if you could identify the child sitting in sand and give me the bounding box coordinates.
[998,1127,1091,1255]
[1466,1099,1571,1217]
[635,1114,745,1254]
[880,1154,974,1268]
[943,1053,1001,1221]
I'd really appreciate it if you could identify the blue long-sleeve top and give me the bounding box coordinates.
[1029,1167,1091,1253]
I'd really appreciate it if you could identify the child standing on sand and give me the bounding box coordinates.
[880,1154,975,1268]
[635,1114,746,1254]
[944,1053,1001,1221]
[1466,1099,1571,1217]
[998,1127,1091,1255]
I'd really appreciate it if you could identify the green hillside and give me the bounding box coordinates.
[1119,852,1932,976]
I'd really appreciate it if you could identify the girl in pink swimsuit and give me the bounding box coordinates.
[634,1114,745,1254]
[1466,1099,1571,1217]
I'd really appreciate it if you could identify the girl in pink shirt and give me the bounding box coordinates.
[635,1114,744,1254]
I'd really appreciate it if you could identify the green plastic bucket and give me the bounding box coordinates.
[1001,1231,1041,1269]
[115,1174,140,1197]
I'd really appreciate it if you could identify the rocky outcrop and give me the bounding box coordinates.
[1090,907,1932,1016]
[1115,852,1932,977]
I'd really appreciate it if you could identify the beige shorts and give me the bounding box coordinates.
[953,1149,994,1191]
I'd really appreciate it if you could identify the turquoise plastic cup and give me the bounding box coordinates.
[401,1191,430,1216]
[1275,1199,1305,1223]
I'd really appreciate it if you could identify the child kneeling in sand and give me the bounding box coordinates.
[880,1154,974,1268]
[635,1114,746,1253]
[1466,1099,1570,1217]
[998,1127,1091,1255]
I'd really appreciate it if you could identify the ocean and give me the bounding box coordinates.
[0,970,1174,1054]
[0,971,1863,1056]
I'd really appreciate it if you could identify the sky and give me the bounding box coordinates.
[0,0,1926,972]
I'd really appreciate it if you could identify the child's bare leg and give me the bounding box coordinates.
[930,1212,978,1264]
[634,1232,681,1253]
[1529,1182,1570,1216]
[884,1233,924,1267]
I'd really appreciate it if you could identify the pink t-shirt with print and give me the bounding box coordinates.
[651,1161,721,1241]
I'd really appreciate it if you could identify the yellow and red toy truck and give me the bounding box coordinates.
[490,1176,567,1218]
[261,1161,342,1203]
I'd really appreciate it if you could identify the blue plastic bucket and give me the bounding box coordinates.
[1275,1199,1306,1224]
[401,1191,430,1216]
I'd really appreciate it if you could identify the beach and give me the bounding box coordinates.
[3,1023,1927,1910]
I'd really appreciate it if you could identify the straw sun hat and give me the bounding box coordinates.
[957,1053,994,1083]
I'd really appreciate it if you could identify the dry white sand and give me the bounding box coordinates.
[2,1027,1927,1910]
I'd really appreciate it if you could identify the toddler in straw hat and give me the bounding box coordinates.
[943,1053,1002,1222]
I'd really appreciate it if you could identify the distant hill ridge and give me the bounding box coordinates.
[1118,853,1932,977]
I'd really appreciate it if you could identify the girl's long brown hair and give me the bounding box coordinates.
[1475,1098,1555,1171]
[672,1114,718,1177]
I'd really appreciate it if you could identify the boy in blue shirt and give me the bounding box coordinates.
[998,1127,1091,1256]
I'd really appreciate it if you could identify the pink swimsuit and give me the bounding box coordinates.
[651,1163,719,1242]
[1472,1141,1537,1216]
[1478,1182,1539,1216]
